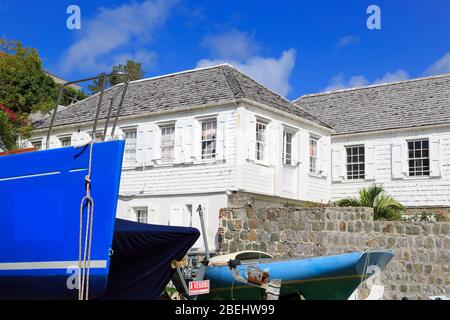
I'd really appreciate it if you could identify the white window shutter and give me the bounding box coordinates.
[321,140,329,177]
[173,122,184,164]
[169,204,184,226]
[269,125,278,165]
[331,147,344,182]
[247,113,256,161]
[291,131,300,166]
[430,137,441,177]
[145,125,155,166]
[147,204,156,224]
[216,115,227,161]
[193,120,201,161]
[391,142,404,179]
[153,126,161,162]
[184,119,194,163]
[71,133,79,147]
[365,144,376,180]
[136,127,145,165]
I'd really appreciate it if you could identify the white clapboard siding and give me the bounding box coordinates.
[430,137,441,177]
[365,143,376,180]
[331,127,450,207]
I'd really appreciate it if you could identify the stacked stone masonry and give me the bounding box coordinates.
[217,207,450,300]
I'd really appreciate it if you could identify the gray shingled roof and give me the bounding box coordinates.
[293,74,450,135]
[33,64,328,129]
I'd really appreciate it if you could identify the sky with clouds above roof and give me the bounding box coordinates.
[1,0,450,99]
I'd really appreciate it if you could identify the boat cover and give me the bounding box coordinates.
[97,218,200,300]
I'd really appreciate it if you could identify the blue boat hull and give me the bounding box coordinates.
[0,141,125,299]
[203,250,394,300]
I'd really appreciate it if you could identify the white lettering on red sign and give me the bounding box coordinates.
[188,280,210,296]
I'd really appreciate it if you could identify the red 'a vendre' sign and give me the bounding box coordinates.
[188,280,210,296]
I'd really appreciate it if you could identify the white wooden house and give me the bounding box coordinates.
[30,64,450,251]
[294,73,450,213]
[30,64,333,251]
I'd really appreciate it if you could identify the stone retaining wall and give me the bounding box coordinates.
[217,207,450,300]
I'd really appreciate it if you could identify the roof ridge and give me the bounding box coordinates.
[129,63,232,85]
[294,72,450,102]
[221,65,245,99]
[225,65,331,128]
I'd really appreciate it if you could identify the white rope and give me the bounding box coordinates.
[78,142,95,300]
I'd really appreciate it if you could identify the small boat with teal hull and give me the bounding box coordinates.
[202,250,394,300]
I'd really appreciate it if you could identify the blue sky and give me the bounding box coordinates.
[1,0,450,99]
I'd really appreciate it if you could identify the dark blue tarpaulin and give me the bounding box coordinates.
[97,219,200,300]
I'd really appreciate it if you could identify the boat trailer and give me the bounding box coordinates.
[171,205,282,300]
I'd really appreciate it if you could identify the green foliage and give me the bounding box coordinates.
[58,85,87,106]
[88,72,108,94]
[0,38,57,114]
[110,60,144,85]
[0,111,16,149]
[334,197,360,207]
[0,38,61,149]
[334,184,404,220]
[88,60,144,94]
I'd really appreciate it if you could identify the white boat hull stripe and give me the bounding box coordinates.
[0,260,107,270]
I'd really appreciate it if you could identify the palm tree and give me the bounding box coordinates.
[335,184,404,220]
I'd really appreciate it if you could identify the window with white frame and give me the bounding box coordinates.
[89,131,103,141]
[346,145,365,180]
[408,139,430,176]
[134,207,148,224]
[201,119,217,159]
[123,128,137,163]
[282,130,293,165]
[59,136,71,147]
[160,125,175,163]
[309,137,318,173]
[256,120,267,161]
[31,139,42,150]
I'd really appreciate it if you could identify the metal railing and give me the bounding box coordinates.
[46,72,131,149]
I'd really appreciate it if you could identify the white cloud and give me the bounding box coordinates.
[198,30,296,97]
[424,52,450,76]
[337,35,359,48]
[201,29,259,60]
[111,50,158,70]
[59,0,176,74]
[373,70,410,84]
[197,49,296,97]
[325,69,409,91]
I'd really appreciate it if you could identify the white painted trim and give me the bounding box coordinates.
[332,123,450,139]
[0,171,61,182]
[0,260,107,270]
[33,98,332,135]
